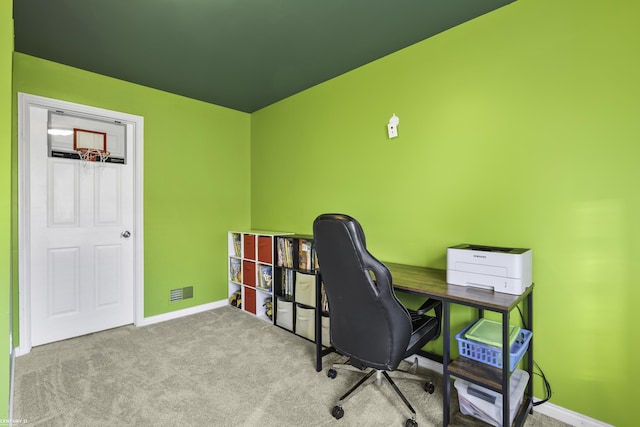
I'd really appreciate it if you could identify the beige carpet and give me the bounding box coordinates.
[13,306,568,427]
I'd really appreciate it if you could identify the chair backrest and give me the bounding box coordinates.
[313,213,412,371]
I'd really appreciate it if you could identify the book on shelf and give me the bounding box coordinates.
[259,264,273,291]
[277,238,283,266]
[281,269,294,299]
[232,233,241,257]
[277,237,294,268]
[321,282,329,313]
[298,239,313,271]
[229,258,242,283]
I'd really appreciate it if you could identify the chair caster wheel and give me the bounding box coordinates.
[327,368,337,379]
[423,381,435,394]
[405,419,418,427]
[332,405,344,419]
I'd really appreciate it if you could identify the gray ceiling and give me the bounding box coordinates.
[13,0,516,113]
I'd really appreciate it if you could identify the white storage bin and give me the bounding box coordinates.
[295,305,315,341]
[294,272,316,307]
[276,299,293,331]
[321,315,331,347]
[454,369,529,427]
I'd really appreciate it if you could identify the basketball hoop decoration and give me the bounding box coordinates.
[73,128,110,166]
[76,147,111,163]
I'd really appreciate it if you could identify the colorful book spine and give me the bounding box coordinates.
[277,237,294,268]
[281,269,294,299]
[298,239,313,271]
[232,233,241,257]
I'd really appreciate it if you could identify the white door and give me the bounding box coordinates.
[27,105,134,346]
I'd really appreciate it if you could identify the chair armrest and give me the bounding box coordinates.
[415,298,441,316]
[416,299,443,341]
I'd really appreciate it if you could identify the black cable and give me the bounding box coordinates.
[516,305,553,406]
[532,360,552,406]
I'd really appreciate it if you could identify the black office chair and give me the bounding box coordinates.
[313,214,442,427]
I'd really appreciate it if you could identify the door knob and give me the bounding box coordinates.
[121,230,131,238]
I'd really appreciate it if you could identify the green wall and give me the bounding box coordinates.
[6,0,640,425]
[251,0,639,425]
[1,2,13,423]
[11,53,252,328]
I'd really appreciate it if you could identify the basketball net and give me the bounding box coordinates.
[76,148,110,167]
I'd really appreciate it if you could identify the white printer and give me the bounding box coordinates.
[446,244,532,295]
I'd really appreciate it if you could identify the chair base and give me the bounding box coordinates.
[328,358,434,427]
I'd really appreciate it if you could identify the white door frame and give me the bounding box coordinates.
[16,93,144,356]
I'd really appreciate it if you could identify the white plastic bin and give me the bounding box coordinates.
[295,304,315,341]
[275,299,293,331]
[454,369,529,427]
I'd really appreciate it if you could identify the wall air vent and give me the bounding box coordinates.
[170,286,194,302]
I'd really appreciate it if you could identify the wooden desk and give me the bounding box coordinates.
[387,262,534,426]
[315,262,534,427]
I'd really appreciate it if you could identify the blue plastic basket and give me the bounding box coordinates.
[455,321,532,371]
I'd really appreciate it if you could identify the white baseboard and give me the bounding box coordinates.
[410,355,612,427]
[138,299,228,326]
[13,346,28,357]
[410,354,443,374]
[13,336,31,357]
[534,402,614,427]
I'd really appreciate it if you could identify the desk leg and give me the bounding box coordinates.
[502,311,510,427]
[315,313,322,372]
[527,292,534,414]
[315,274,323,372]
[443,301,451,426]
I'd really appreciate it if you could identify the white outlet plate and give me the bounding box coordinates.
[388,123,398,138]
